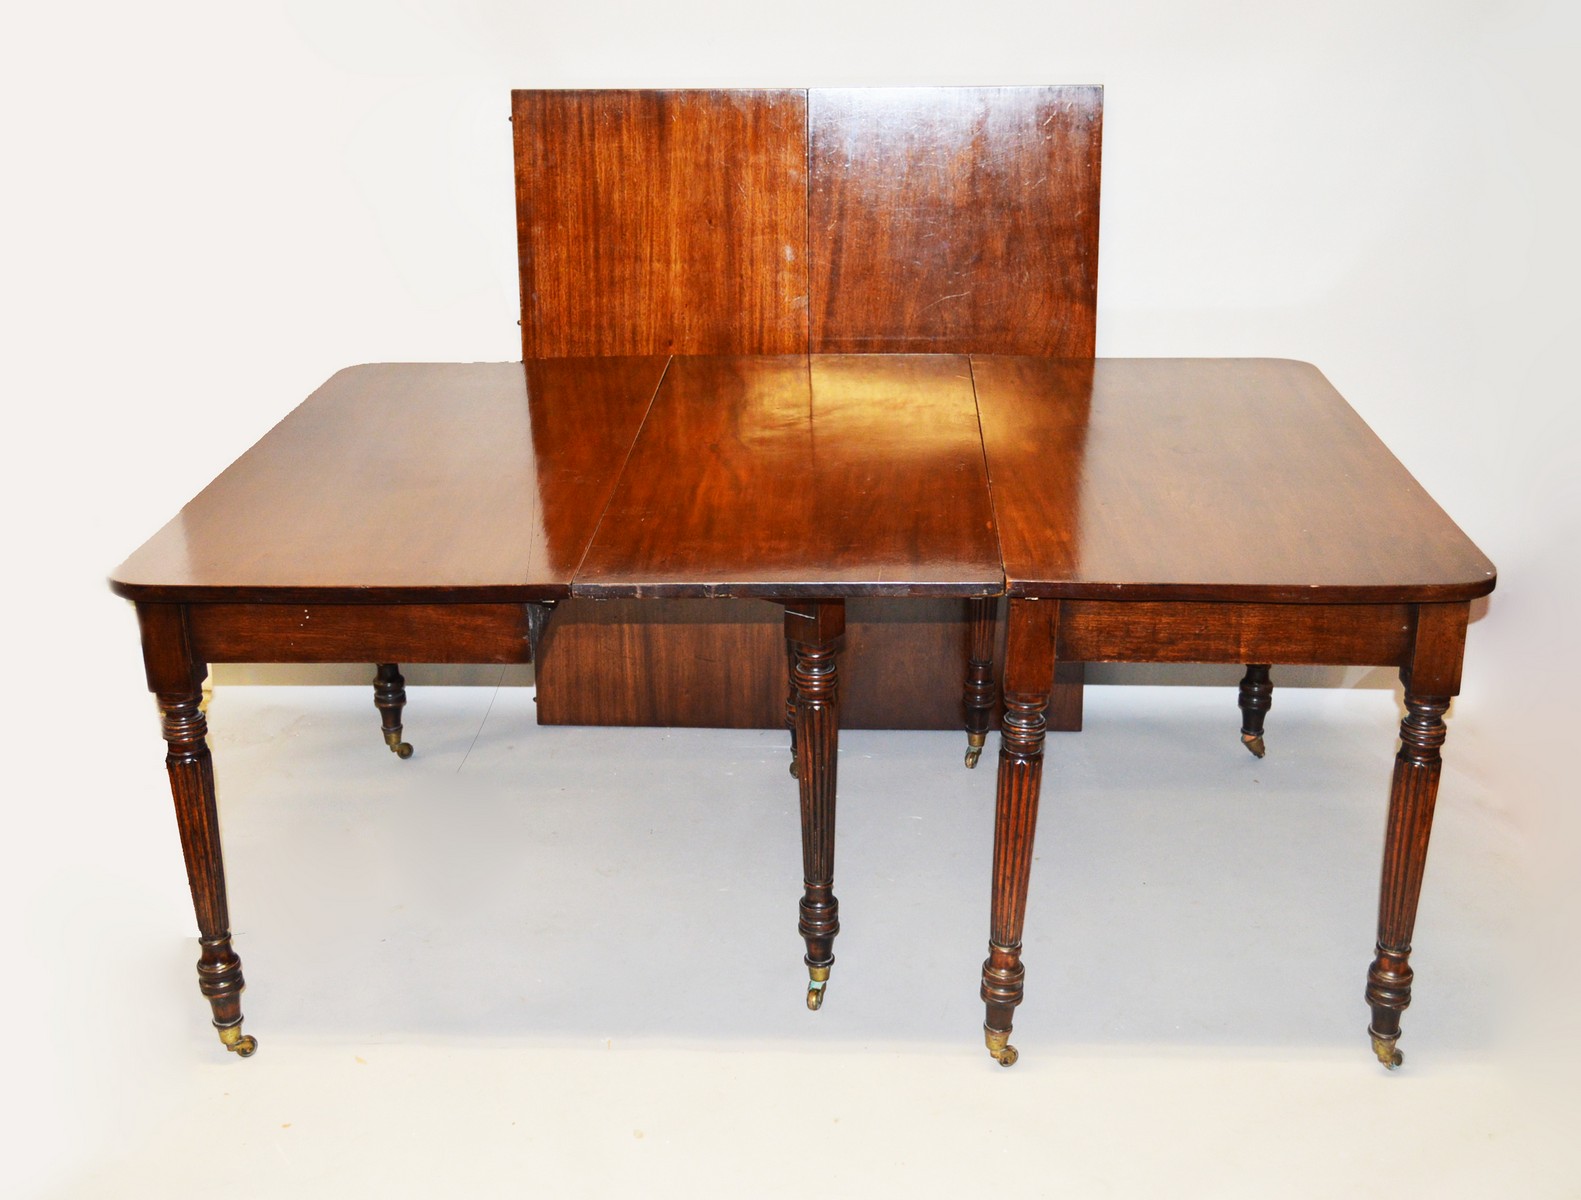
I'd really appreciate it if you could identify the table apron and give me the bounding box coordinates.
[1057,599,1414,666]
[185,602,536,665]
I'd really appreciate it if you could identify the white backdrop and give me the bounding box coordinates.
[3,0,1576,1188]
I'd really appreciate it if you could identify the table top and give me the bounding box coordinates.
[574,355,1000,598]
[971,357,1496,603]
[109,359,666,604]
[110,354,1495,607]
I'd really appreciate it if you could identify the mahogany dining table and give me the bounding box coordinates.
[110,352,1494,1068]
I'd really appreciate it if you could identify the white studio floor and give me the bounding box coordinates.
[16,680,1578,1197]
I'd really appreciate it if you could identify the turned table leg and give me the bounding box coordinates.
[786,600,844,1011]
[1237,663,1272,757]
[138,603,256,1057]
[373,663,414,758]
[963,597,997,768]
[1365,602,1468,1069]
[981,598,1057,1066]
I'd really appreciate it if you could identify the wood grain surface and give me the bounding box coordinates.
[110,359,666,602]
[573,355,1001,598]
[514,90,809,359]
[972,357,1497,602]
[809,86,1102,356]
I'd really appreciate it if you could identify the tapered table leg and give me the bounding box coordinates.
[982,599,1057,1066]
[374,663,413,758]
[1365,602,1467,1069]
[963,597,997,768]
[137,603,256,1057]
[1367,691,1451,1069]
[786,600,844,1011]
[1237,663,1272,757]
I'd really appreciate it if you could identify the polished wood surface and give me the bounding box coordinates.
[809,87,1102,356]
[113,349,1494,1063]
[534,596,980,729]
[575,355,1000,598]
[1056,599,1414,665]
[973,354,1495,1067]
[513,90,809,359]
[187,603,537,665]
[516,86,1099,732]
[110,359,666,603]
[972,357,1497,602]
[787,600,846,1009]
[1366,601,1468,1068]
[136,603,255,1055]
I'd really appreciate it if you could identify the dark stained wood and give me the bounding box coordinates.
[979,356,1496,1065]
[981,597,1058,1067]
[513,90,809,359]
[809,87,1102,356]
[973,357,1498,603]
[520,86,1100,732]
[187,602,536,664]
[111,360,667,605]
[1057,599,1413,665]
[534,596,1007,730]
[514,87,812,729]
[1236,664,1272,757]
[136,603,255,1056]
[963,597,997,765]
[574,355,1001,598]
[1367,600,1469,1067]
[1050,662,1086,732]
[373,663,413,757]
[988,570,1489,1065]
[787,600,845,1007]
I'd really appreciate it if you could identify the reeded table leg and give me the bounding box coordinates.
[786,600,844,1010]
[785,635,800,779]
[138,603,256,1058]
[1365,602,1467,1069]
[981,599,1057,1066]
[963,597,997,768]
[1367,691,1451,1068]
[1237,663,1272,757]
[374,663,413,758]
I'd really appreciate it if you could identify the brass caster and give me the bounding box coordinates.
[965,732,986,769]
[789,753,800,779]
[806,964,830,1010]
[218,1024,258,1058]
[1370,1031,1403,1070]
[385,732,414,759]
[1241,732,1266,759]
[984,1026,1018,1067]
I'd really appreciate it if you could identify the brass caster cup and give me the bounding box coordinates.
[788,754,800,779]
[984,1026,1019,1067]
[385,732,414,759]
[218,1025,258,1058]
[1241,732,1266,759]
[965,733,986,769]
[1370,1030,1403,1070]
[806,965,830,1011]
